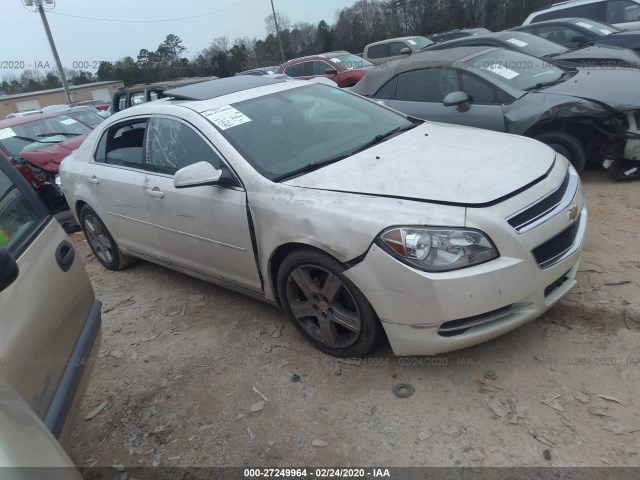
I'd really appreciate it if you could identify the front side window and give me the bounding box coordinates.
[95,120,149,169]
[0,168,45,253]
[146,117,222,175]
[460,71,498,103]
[312,61,332,75]
[396,68,460,102]
[389,42,408,56]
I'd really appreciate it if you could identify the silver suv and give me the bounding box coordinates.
[523,0,640,29]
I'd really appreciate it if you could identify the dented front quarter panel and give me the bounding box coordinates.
[243,178,466,302]
[503,92,615,135]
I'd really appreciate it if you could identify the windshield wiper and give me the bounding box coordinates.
[37,132,82,138]
[272,153,352,182]
[350,123,418,156]
[272,123,418,182]
[10,135,39,143]
[523,70,576,91]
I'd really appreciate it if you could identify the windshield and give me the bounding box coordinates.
[331,54,372,70]
[570,19,621,35]
[470,49,567,90]
[201,84,413,180]
[67,109,104,127]
[0,115,91,157]
[498,33,567,56]
[407,37,434,50]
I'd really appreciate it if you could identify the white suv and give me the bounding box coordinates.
[523,0,640,29]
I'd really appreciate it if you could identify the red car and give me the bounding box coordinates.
[70,99,111,111]
[278,51,373,88]
[0,113,92,216]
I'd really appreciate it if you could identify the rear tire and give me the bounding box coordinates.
[79,205,136,271]
[536,131,586,174]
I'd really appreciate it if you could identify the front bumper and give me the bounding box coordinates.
[344,163,587,356]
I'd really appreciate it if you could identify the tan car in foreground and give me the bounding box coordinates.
[0,157,101,473]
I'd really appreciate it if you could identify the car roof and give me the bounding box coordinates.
[164,76,286,101]
[529,0,607,15]
[281,51,351,64]
[427,31,542,48]
[0,111,68,128]
[367,36,428,46]
[351,46,496,95]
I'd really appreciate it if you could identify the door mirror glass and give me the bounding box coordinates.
[443,91,471,112]
[0,248,18,293]
[400,47,412,54]
[324,68,339,75]
[174,161,223,189]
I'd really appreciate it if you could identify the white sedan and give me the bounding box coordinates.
[60,76,586,357]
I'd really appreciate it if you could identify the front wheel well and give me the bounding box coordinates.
[75,200,87,221]
[269,243,335,307]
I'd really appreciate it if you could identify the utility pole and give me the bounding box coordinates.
[25,0,72,103]
[270,0,286,64]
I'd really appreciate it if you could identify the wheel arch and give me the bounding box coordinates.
[268,242,337,307]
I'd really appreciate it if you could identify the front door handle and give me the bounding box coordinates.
[145,187,165,198]
[87,176,99,184]
[55,241,75,272]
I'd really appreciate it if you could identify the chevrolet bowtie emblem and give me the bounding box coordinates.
[568,204,579,221]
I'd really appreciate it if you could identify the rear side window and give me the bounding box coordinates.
[367,44,388,59]
[373,76,398,100]
[146,117,222,175]
[0,168,46,255]
[284,62,313,77]
[95,120,149,169]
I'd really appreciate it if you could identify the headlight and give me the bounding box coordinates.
[378,227,499,272]
[54,174,64,192]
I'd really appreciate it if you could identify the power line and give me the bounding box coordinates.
[47,0,252,23]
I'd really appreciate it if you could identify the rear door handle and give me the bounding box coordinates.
[145,187,164,198]
[55,240,75,272]
[88,176,99,184]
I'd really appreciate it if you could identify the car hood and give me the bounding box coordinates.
[285,122,555,205]
[20,135,87,173]
[540,68,640,111]
[552,44,640,64]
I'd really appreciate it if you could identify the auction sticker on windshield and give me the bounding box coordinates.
[0,128,15,140]
[201,105,252,130]
[485,64,519,79]
[61,118,77,125]
[506,38,528,47]
[407,39,417,45]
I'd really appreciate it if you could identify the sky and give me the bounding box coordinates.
[0,0,353,78]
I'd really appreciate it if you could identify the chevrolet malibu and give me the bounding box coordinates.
[60,76,586,357]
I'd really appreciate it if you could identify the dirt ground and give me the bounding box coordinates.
[67,169,640,472]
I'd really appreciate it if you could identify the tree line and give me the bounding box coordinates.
[2,0,549,94]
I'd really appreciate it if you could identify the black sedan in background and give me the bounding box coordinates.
[423,30,640,69]
[511,17,640,52]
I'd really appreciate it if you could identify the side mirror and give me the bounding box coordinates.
[443,91,471,112]
[0,248,19,293]
[174,161,223,189]
[400,47,411,54]
[324,68,339,75]
[571,35,588,44]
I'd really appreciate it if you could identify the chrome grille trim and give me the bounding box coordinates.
[507,167,577,233]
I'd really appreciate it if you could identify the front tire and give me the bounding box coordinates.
[79,205,136,271]
[276,249,381,357]
[536,131,586,174]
